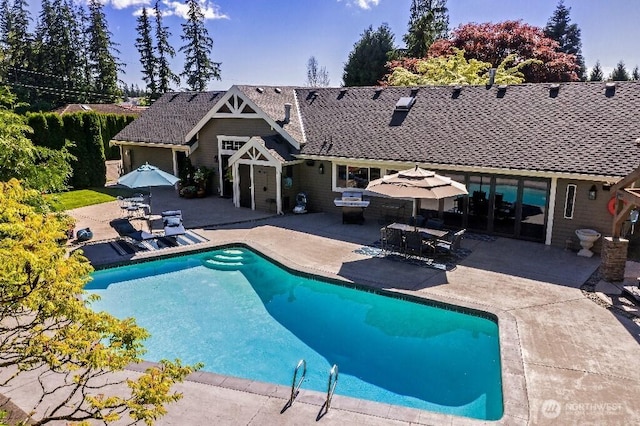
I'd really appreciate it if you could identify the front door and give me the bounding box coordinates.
[239,164,251,208]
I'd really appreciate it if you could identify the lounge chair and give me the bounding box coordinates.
[162,210,185,237]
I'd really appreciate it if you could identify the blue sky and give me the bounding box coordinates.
[30,0,640,90]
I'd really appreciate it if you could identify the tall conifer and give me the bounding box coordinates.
[135,7,157,95]
[180,0,220,91]
[155,1,179,93]
[589,61,603,81]
[610,60,630,81]
[87,0,122,100]
[403,0,448,58]
[544,0,586,80]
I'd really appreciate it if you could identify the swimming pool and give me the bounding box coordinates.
[87,247,503,420]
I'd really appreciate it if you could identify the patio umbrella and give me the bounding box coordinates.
[366,165,468,219]
[117,162,179,212]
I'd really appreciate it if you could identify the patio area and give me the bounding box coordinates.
[5,186,639,425]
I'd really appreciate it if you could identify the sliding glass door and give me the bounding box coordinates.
[440,173,549,242]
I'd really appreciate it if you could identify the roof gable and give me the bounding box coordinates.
[186,86,301,150]
[228,135,294,171]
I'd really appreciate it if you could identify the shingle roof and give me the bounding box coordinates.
[54,103,145,116]
[259,135,297,163]
[296,82,640,177]
[113,92,225,145]
[236,85,304,143]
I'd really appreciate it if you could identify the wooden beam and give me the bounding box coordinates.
[612,188,640,236]
[610,165,640,192]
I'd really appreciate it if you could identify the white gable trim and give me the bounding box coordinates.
[228,136,283,171]
[293,89,307,145]
[185,86,300,150]
[228,137,284,214]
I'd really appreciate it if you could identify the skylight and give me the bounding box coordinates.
[395,96,415,111]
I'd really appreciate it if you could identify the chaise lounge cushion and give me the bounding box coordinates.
[164,222,185,237]
[162,210,182,217]
[164,216,182,227]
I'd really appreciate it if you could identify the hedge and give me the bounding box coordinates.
[26,111,136,189]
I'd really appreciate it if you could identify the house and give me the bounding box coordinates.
[110,81,640,250]
[53,103,146,116]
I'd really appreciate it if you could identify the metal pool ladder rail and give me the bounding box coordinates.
[283,359,306,411]
[325,364,339,410]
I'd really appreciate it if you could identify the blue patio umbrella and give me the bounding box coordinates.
[117,162,179,211]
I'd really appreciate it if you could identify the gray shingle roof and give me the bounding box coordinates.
[54,103,145,116]
[252,135,297,163]
[113,92,225,145]
[236,85,303,143]
[296,82,640,177]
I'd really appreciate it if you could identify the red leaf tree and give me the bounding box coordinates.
[428,20,580,82]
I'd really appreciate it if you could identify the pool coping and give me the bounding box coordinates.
[103,240,529,425]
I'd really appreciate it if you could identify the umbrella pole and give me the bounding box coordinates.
[412,199,419,229]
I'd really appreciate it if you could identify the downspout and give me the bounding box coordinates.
[276,168,283,215]
[250,164,256,210]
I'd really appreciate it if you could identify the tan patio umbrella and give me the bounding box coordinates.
[365,165,468,219]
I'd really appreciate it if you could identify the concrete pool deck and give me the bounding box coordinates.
[3,188,639,425]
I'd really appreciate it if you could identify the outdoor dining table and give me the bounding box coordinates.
[386,222,450,240]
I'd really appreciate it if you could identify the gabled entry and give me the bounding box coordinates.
[228,136,287,214]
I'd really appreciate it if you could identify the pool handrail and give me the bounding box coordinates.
[288,359,307,406]
[326,364,339,410]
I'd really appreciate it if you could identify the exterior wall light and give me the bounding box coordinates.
[318,163,325,175]
[588,185,597,200]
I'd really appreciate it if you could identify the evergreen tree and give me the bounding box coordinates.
[589,61,603,81]
[632,66,640,81]
[306,56,330,87]
[6,0,31,66]
[403,0,448,58]
[155,1,179,93]
[343,23,396,86]
[180,0,221,91]
[0,0,11,50]
[610,60,630,81]
[33,0,82,105]
[135,6,157,95]
[75,4,92,101]
[87,0,122,100]
[544,0,586,80]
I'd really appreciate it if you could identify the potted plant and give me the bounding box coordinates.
[179,185,197,199]
[193,166,213,197]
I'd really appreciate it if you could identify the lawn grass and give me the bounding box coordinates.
[45,187,147,211]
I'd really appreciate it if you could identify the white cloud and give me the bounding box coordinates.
[338,0,380,10]
[162,0,229,20]
[110,0,150,10]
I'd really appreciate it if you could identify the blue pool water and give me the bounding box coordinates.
[87,247,503,420]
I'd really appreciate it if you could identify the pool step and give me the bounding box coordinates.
[201,249,255,270]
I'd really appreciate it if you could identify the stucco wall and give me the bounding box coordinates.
[551,179,613,252]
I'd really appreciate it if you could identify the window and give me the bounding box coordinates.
[221,140,246,150]
[564,184,576,219]
[336,165,380,189]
